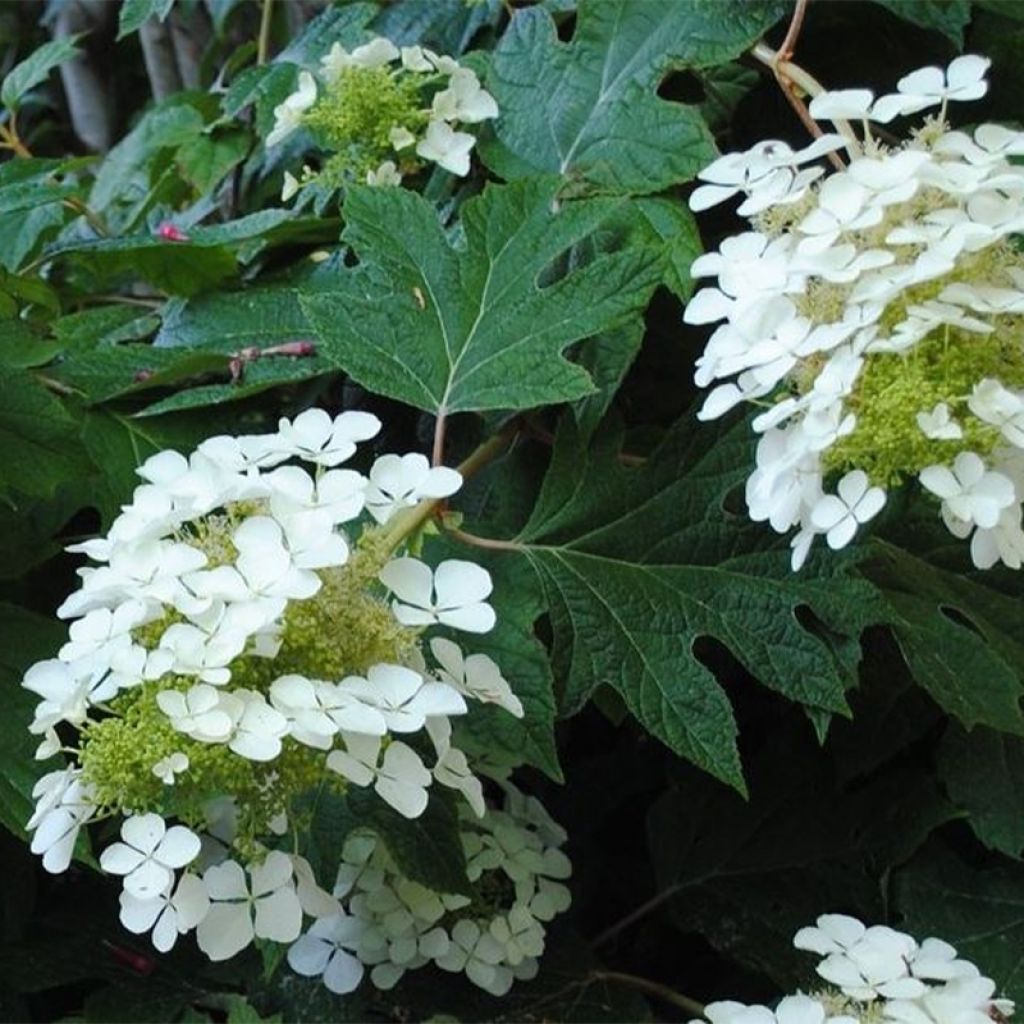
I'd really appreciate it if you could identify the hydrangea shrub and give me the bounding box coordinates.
[0,0,1023,1020]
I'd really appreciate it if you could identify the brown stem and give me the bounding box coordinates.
[380,425,518,552]
[778,0,809,60]
[432,408,448,467]
[750,41,859,164]
[589,972,705,1018]
[592,881,685,947]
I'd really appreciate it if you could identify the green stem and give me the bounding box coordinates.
[257,0,275,65]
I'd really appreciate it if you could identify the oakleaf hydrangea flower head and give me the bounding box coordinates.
[691,915,1012,1024]
[287,784,572,997]
[267,34,497,200]
[686,54,1024,570]
[20,404,530,983]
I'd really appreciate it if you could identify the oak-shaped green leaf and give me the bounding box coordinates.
[863,543,1024,735]
[896,845,1024,1002]
[502,415,882,790]
[301,178,663,416]
[939,725,1024,859]
[482,0,787,193]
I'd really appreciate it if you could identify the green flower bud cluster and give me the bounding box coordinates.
[303,66,427,183]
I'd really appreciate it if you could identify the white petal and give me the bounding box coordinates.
[378,558,433,607]
[197,903,253,961]
[434,560,492,607]
[254,887,303,942]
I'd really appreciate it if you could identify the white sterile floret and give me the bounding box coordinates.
[689,135,846,214]
[320,38,400,83]
[917,403,964,440]
[266,71,317,148]
[919,452,1017,529]
[227,690,290,762]
[28,770,96,873]
[379,558,495,633]
[435,919,512,995]
[336,663,467,733]
[118,872,208,953]
[152,752,189,784]
[233,516,322,599]
[250,409,381,468]
[281,170,301,202]
[796,914,925,1001]
[157,684,236,741]
[810,470,887,549]
[893,54,991,114]
[429,637,523,717]
[416,120,476,177]
[197,852,303,961]
[99,813,201,899]
[24,659,117,733]
[269,674,340,748]
[433,745,486,817]
[365,454,462,524]
[701,994,851,1024]
[968,378,1024,447]
[366,160,402,187]
[327,734,432,819]
[431,68,499,124]
[58,539,207,619]
[884,975,1012,1024]
[288,913,367,994]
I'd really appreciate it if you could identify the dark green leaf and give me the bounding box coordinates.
[896,845,1024,1002]
[301,178,663,415]
[0,603,66,837]
[939,724,1024,858]
[118,0,176,39]
[1,36,81,111]
[371,0,502,54]
[873,0,971,45]
[176,128,251,194]
[508,415,883,790]
[482,0,786,193]
[864,543,1024,734]
[0,364,91,504]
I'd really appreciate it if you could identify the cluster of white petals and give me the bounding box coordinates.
[269,33,497,196]
[21,406,534,976]
[287,783,571,997]
[693,914,1012,1024]
[686,54,1024,570]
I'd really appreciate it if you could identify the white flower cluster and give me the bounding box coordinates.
[23,407,528,970]
[268,35,497,196]
[685,54,1024,570]
[695,914,1013,1024]
[288,783,572,997]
